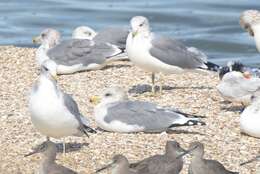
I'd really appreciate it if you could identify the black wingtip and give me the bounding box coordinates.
[205,61,221,72]
[83,125,97,134]
[169,120,206,128]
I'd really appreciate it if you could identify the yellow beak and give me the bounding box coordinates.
[132,31,138,38]
[51,73,58,81]
[32,36,41,44]
[89,96,101,105]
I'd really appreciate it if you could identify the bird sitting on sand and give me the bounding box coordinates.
[29,60,96,153]
[126,16,220,94]
[25,141,78,174]
[90,86,205,133]
[177,142,239,174]
[130,140,186,174]
[33,28,124,74]
[217,71,260,106]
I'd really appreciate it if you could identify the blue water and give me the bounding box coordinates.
[1,0,260,66]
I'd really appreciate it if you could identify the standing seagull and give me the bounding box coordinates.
[177,142,239,174]
[29,60,96,152]
[33,28,124,74]
[25,141,77,174]
[90,86,205,133]
[240,10,260,52]
[126,16,219,93]
[130,141,185,174]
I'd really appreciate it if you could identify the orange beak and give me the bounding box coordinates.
[243,71,251,79]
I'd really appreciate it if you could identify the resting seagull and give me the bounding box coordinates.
[240,10,260,52]
[126,16,219,93]
[217,71,260,106]
[33,28,124,74]
[72,26,129,61]
[29,60,96,153]
[90,87,205,133]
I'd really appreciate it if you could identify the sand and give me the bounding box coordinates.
[0,46,259,174]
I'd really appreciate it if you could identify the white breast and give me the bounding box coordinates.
[29,76,79,138]
[126,33,183,74]
[36,45,50,66]
[240,103,260,138]
[94,104,144,133]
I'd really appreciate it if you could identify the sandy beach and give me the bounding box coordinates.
[0,46,259,174]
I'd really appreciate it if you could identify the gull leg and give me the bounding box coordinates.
[46,137,50,141]
[159,73,163,94]
[63,140,66,155]
[151,73,156,94]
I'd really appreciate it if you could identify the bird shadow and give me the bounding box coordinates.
[220,105,244,113]
[56,142,89,153]
[166,129,206,136]
[102,64,131,70]
[128,84,213,94]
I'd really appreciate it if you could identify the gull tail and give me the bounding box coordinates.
[205,61,221,72]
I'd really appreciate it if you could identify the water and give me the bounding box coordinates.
[1,0,260,66]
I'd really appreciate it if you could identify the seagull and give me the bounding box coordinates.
[219,61,260,79]
[90,86,205,133]
[126,16,220,93]
[29,60,96,153]
[96,155,140,174]
[25,141,78,174]
[217,71,260,106]
[177,142,239,174]
[240,96,260,138]
[33,28,124,74]
[72,26,129,61]
[240,10,260,52]
[129,141,185,174]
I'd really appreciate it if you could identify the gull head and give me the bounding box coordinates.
[24,141,57,158]
[72,26,97,40]
[90,86,128,105]
[130,16,150,37]
[221,71,249,83]
[41,59,58,80]
[33,28,61,48]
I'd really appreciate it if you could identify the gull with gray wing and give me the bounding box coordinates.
[126,16,219,93]
[33,28,124,74]
[90,87,205,133]
[29,60,96,152]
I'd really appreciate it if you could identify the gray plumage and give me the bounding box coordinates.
[104,101,204,132]
[93,27,129,49]
[130,141,185,174]
[25,141,77,174]
[47,39,120,66]
[149,36,207,69]
[180,142,238,174]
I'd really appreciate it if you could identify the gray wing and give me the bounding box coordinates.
[204,160,237,174]
[93,27,129,49]
[240,78,260,93]
[104,101,182,132]
[149,36,207,69]
[48,163,77,174]
[47,39,118,66]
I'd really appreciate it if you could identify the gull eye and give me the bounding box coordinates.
[43,66,48,71]
[41,33,46,38]
[139,23,144,27]
[105,93,112,97]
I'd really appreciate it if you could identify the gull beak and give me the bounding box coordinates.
[243,71,251,79]
[95,162,114,173]
[32,36,41,44]
[176,145,198,159]
[89,96,101,105]
[132,31,138,38]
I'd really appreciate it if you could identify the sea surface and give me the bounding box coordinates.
[1,0,260,66]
